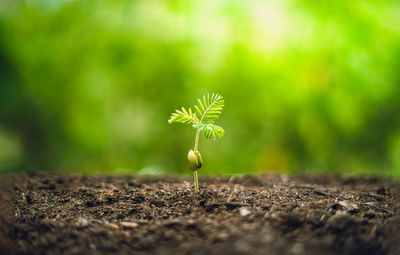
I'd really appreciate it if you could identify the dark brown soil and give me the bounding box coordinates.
[1,173,400,255]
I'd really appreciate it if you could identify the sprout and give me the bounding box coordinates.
[168,93,225,192]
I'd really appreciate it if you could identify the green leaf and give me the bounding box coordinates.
[194,93,224,123]
[168,93,225,140]
[194,123,224,140]
[168,107,199,125]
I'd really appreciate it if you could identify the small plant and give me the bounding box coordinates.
[168,93,225,192]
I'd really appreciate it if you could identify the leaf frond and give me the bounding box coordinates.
[168,107,199,125]
[168,93,225,138]
[194,93,224,123]
[194,123,224,140]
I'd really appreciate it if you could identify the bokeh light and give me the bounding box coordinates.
[0,0,399,176]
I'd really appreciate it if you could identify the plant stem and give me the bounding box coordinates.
[194,129,200,151]
[193,129,200,192]
[193,170,199,193]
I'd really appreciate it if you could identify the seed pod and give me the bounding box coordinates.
[188,149,203,171]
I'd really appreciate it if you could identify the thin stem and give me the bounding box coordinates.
[193,170,199,193]
[193,129,200,193]
[194,129,200,151]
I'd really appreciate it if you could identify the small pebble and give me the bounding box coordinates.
[77,217,88,227]
[338,200,358,211]
[120,222,139,229]
[239,207,251,217]
[107,223,120,230]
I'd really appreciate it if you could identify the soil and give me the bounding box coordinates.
[1,173,400,255]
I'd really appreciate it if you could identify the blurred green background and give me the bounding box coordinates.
[1,0,400,176]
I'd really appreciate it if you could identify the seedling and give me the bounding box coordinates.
[168,93,225,192]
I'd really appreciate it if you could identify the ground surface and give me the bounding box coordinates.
[1,173,400,255]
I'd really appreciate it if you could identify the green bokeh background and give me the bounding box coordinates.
[1,0,400,176]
